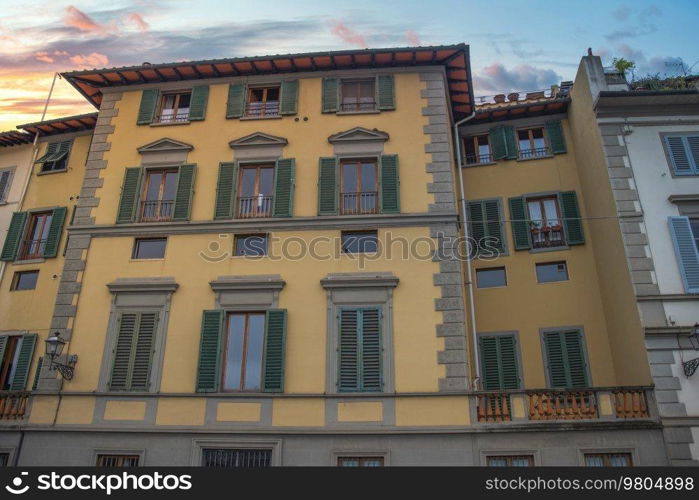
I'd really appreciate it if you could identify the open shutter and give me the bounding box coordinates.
[130,313,158,390]
[9,334,37,391]
[280,80,299,115]
[32,356,43,391]
[688,137,699,173]
[479,335,519,391]
[196,310,223,392]
[214,162,238,219]
[379,154,400,214]
[0,338,6,369]
[338,309,359,391]
[1,211,28,261]
[43,206,67,258]
[559,191,584,245]
[489,126,507,160]
[188,85,209,121]
[137,89,159,125]
[377,75,395,110]
[361,308,382,391]
[0,169,11,202]
[109,313,137,390]
[318,157,338,215]
[508,197,531,250]
[545,120,566,154]
[272,158,294,217]
[34,142,58,163]
[262,309,287,392]
[116,168,143,224]
[504,126,517,159]
[172,164,196,221]
[668,216,699,293]
[322,78,338,113]
[226,83,246,119]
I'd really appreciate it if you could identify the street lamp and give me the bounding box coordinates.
[44,332,77,380]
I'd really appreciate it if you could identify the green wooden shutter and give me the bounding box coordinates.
[1,211,28,261]
[498,335,520,389]
[360,308,382,391]
[338,308,382,392]
[188,85,209,121]
[543,331,568,388]
[485,199,505,253]
[172,164,196,221]
[504,126,517,159]
[338,309,359,391]
[489,126,507,160]
[32,356,43,391]
[479,336,501,390]
[280,80,299,115]
[468,200,505,257]
[668,216,699,293]
[379,154,400,214]
[564,330,589,388]
[545,120,566,154]
[377,75,395,110]
[9,334,37,391]
[272,158,294,217]
[262,309,287,392]
[226,83,246,118]
[214,162,238,219]
[109,312,159,391]
[130,313,157,390]
[322,78,338,113]
[137,89,159,125]
[196,310,223,392]
[42,206,67,258]
[508,197,531,250]
[559,191,584,245]
[34,142,59,163]
[0,169,11,203]
[467,201,486,257]
[479,335,520,391]
[318,157,338,215]
[116,168,143,224]
[109,313,137,390]
[543,330,588,389]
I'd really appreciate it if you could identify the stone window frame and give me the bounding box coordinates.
[578,448,636,466]
[538,325,592,389]
[660,132,699,178]
[190,438,282,466]
[321,272,398,394]
[476,330,524,390]
[93,448,145,466]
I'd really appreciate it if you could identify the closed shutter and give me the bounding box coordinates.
[543,330,588,388]
[318,157,338,215]
[280,80,299,115]
[172,164,196,221]
[196,310,223,392]
[188,85,209,121]
[504,126,517,159]
[32,356,43,391]
[130,313,157,390]
[226,83,246,119]
[137,89,159,125]
[467,201,487,254]
[116,168,143,224]
[272,158,294,217]
[379,154,400,214]
[338,308,382,392]
[489,126,507,160]
[479,334,520,390]
[377,75,395,110]
[0,169,11,202]
[214,162,238,219]
[1,211,28,261]
[322,78,338,113]
[43,206,67,258]
[262,309,287,392]
[545,120,567,154]
[361,308,382,391]
[338,309,359,391]
[109,312,159,391]
[559,191,584,245]
[668,216,699,293]
[508,197,531,250]
[664,136,699,175]
[9,334,37,391]
[467,199,505,256]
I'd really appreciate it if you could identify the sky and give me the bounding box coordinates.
[0,0,697,131]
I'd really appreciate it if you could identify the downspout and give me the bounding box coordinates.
[453,111,480,390]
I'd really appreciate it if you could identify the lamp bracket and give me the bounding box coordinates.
[682,357,699,377]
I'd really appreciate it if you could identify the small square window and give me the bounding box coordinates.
[96,454,140,467]
[202,448,272,467]
[476,267,507,288]
[337,456,385,467]
[156,91,191,123]
[487,455,533,466]
[340,79,376,112]
[536,261,569,283]
[245,86,281,117]
[132,238,167,259]
[584,453,632,466]
[235,234,268,256]
[341,231,378,254]
[11,271,38,291]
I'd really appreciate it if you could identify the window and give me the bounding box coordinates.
[663,135,699,175]
[476,267,507,288]
[338,308,382,392]
[467,199,506,257]
[691,219,699,252]
[11,271,38,291]
[337,457,385,467]
[234,234,268,257]
[479,334,520,390]
[584,453,632,466]
[96,455,140,467]
[222,312,266,391]
[237,164,274,218]
[340,79,376,112]
[667,216,699,294]
[35,140,71,173]
[0,453,9,466]
[20,211,52,260]
[464,135,492,165]
[155,91,191,123]
[487,455,533,466]
[108,312,159,391]
[245,86,280,118]
[527,197,564,249]
[140,169,178,222]
[0,168,13,203]
[341,231,378,254]
[0,334,37,391]
[132,238,166,259]
[202,448,272,467]
[340,159,378,215]
[542,329,589,388]
[536,261,569,283]
[517,127,549,159]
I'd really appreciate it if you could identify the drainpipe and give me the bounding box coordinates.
[453,111,480,390]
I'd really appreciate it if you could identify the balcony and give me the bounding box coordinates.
[140,199,174,222]
[530,224,565,249]
[245,101,280,118]
[464,153,494,166]
[237,195,273,218]
[340,191,378,215]
[518,147,551,160]
[340,101,377,113]
[0,392,29,420]
[18,238,46,260]
[153,111,190,124]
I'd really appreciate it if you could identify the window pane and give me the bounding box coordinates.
[527,201,543,223]
[163,172,178,201]
[536,262,569,283]
[361,162,376,191]
[359,80,375,98]
[235,235,268,256]
[6,337,23,388]
[223,315,245,390]
[266,87,280,101]
[39,214,53,241]
[342,231,378,253]
[258,167,275,196]
[243,314,265,391]
[487,457,508,467]
[476,267,507,288]
[511,457,532,466]
[145,173,162,200]
[542,199,559,226]
[240,168,257,197]
[202,449,271,467]
[133,238,166,259]
[585,455,605,467]
[13,271,39,290]
[342,163,358,193]
[690,220,699,251]
[609,454,631,466]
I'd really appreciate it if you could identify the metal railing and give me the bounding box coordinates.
[140,200,174,222]
[154,111,190,124]
[464,153,494,166]
[518,147,551,160]
[202,448,272,467]
[245,101,280,118]
[340,191,378,215]
[340,101,377,112]
[237,195,273,218]
[19,238,46,260]
[0,392,29,420]
[530,224,565,249]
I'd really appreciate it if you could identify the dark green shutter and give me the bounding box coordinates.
[338,309,359,391]
[226,83,246,118]
[545,120,566,154]
[109,312,158,391]
[377,75,395,110]
[280,80,299,115]
[559,191,584,245]
[137,89,159,125]
[196,310,223,392]
[172,164,196,221]
[508,197,531,250]
[543,330,588,389]
[338,308,382,392]
[504,126,517,160]
[116,168,143,224]
[188,85,209,121]
[262,309,287,392]
[318,157,338,215]
[9,334,37,391]
[32,356,43,391]
[322,78,338,113]
[43,206,67,258]
[35,142,58,163]
[467,201,487,253]
[0,338,6,373]
[468,200,505,256]
[479,334,520,391]
[379,154,400,214]
[484,199,505,253]
[1,211,28,261]
[272,159,294,217]
[130,313,157,390]
[360,308,382,391]
[489,126,506,160]
[214,162,238,219]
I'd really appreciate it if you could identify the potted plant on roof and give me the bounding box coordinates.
[494,94,506,103]
[507,92,519,102]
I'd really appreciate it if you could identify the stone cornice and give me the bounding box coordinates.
[107,277,179,294]
[210,274,286,292]
[321,272,399,289]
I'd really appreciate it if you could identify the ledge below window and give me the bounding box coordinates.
[37,168,68,176]
[149,121,191,127]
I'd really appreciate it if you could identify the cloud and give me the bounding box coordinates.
[64,5,114,34]
[473,63,563,95]
[34,52,54,64]
[126,13,149,32]
[69,52,109,68]
[613,5,631,21]
[329,20,367,48]
[600,43,687,77]
[405,30,420,46]
[605,5,661,41]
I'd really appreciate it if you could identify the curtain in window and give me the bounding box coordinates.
[585,456,604,466]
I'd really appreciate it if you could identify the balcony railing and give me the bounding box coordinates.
[613,388,649,418]
[464,153,494,166]
[154,111,190,124]
[528,390,597,420]
[245,101,280,118]
[19,238,47,260]
[140,199,174,222]
[530,224,565,249]
[518,147,551,160]
[0,392,29,420]
[340,191,378,215]
[237,195,273,218]
[477,393,512,422]
[340,101,377,112]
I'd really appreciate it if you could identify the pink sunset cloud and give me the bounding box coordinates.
[69,52,110,68]
[126,13,149,32]
[65,5,116,34]
[330,21,367,48]
[405,30,420,46]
